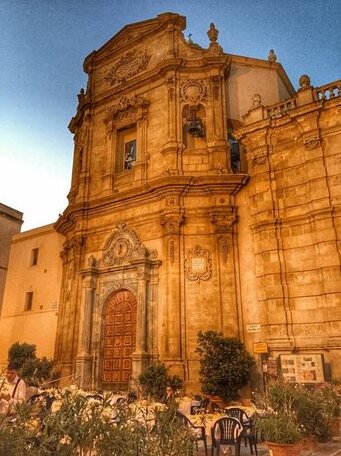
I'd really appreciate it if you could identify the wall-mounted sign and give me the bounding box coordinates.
[267,359,279,377]
[253,342,268,353]
[246,324,261,333]
[279,354,325,383]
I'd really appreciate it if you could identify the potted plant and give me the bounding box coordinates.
[318,381,341,437]
[255,381,304,456]
[256,411,303,456]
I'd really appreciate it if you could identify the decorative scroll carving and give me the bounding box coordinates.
[104,95,149,131]
[303,137,321,150]
[180,80,208,103]
[60,236,84,276]
[169,238,175,263]
[210,213,237,233]
[295,110,321,151]
[166,197,176,206]
[87,255,98,268]
[160,213,185,234]
[249,150,268,166]
[166,77,175,101]
[105,50,151,86]
[185,245,212,283]
[210,75,220,100]
[220,235,232,262]
[99,224,158,267]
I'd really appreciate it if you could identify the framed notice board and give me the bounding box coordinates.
[279,354,325,383]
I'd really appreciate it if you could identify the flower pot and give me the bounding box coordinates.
[331,418,341,437]
[266,441,302,456]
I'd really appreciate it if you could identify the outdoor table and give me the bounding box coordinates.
[177,397,201,416]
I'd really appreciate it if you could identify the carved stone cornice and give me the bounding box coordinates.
[210,211,237,233]
[104,49,151,87]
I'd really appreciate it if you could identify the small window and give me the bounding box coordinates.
[124,140,136,170]
[116,126,137,172]
[24,292,33,311]
[228,133,241,172]
[30,248,39,266]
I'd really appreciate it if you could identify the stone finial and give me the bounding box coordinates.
[299,74,311,88]
[268,49,277,62]
[207,22,223,54]
[252,93,262,107]
[207,23,219,43]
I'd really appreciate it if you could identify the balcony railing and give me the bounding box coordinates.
[314,80,341,100]
[267,98,297,119]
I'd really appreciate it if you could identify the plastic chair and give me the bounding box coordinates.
[86,393,103,402]
[211,416,242,456]
[225,408,258,455]
[27,391,54,418]
[176,410,208,456]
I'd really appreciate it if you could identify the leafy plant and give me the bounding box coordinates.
[8,342,36,367]
[0,386,196,455]
[195,330,255,402]
[8,342,54,387]
[254,380,338,444]
[138,362,183,400]
[257,412,303,444]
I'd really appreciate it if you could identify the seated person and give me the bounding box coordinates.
[0,361,27,415]
[160,385,175,404]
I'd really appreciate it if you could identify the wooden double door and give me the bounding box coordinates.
[102,289,137,390]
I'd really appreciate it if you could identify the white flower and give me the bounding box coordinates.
[59,435,71,445]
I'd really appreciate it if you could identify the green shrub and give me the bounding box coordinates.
[195,330,255,402]
[255,380,337,443]
[138,362,183,400]
[8,342,54,387]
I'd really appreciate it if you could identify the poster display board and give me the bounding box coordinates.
[279,354,325,383]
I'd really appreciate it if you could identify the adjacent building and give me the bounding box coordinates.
[0,203,23,315]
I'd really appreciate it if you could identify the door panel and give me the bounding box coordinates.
[102,290,137,389]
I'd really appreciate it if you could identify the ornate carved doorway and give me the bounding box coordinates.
[102,289,137,390]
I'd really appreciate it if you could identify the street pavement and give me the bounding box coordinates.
[196,436,341,456]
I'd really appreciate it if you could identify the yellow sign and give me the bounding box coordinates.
[253,342,268,353]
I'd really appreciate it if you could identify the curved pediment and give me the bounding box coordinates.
[87,12,186,62]
[99,223,158,268]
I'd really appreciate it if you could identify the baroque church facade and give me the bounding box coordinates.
[1,12,340,392]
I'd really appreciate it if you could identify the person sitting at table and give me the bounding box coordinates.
[0,361,27,415]
[160,385,175,405]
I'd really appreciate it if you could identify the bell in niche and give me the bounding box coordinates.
[187,105,205,138]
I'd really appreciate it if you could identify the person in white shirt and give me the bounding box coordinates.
[0,361,27,415]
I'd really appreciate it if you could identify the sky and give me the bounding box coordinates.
[1,0,340,231]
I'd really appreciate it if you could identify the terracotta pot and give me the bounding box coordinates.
[331,418,341,436]
[300,438,317,452]
[266,441,302,456]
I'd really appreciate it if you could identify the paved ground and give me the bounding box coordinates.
[196,436,341,456]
